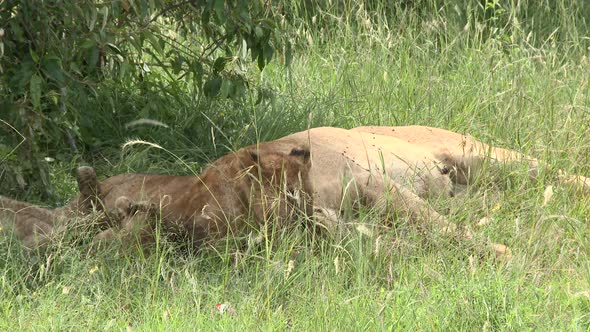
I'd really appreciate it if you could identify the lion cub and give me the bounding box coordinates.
[89,145,313,249]
[1,144,313,250]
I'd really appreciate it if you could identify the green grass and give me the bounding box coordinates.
[2,1,590,330]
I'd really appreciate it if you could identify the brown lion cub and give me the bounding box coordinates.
[88,144,313,249]
[0,196,57,249]
[1,143,313,250]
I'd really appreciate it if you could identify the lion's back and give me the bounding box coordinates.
[98,173,200,208]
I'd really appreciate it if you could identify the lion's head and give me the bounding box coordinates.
[237,146,313,227]
[93,196,161,248]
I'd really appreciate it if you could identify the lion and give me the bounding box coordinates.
[0,167,103,248]
[266,126,589,257]
[88,125,585,257]
[87,143,313,249]
[1,143,313,250]
[83,126,590,257]
[0,196,57,249]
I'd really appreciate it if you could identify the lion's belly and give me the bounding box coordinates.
[281,127,453,199]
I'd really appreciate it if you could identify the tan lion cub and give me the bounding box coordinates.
[1,143,313,250]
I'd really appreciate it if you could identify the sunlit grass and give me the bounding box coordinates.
[2,1,590,330]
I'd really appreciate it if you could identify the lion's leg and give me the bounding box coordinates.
[63,166,125,230]
[122,214,156,248]
[354,173,463,237]
[355,173,511,258]
[92,197,157,249]
[93,228,118,242]
[115,197,157,247]
[416,131,590,193]
[59,166,102,219]
[93,221,154,249]
[451,139,590,193]
[352,126,590,192]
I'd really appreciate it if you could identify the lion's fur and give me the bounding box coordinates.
[272,127,458,234]
[0,167,101,248]
[350,125,590,190]
[276,126,588,218]
[89,143,313,248]
[271,126,589,257]
[0,196,57,248]
[92,196,161,249]
[1,142,312,249]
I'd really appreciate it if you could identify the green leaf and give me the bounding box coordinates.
[254,26,264,38]
[69,62,82,75]
[219,79,232,98]
[100,6,109,32]
[13,58,36,89]
[251,42,260,62]
[80,39,95,49]
[257,52,265,70]
[126,35,142,52]
[214,0,226,24]
[191,61,204,84]
[201,8,210,25]
[263,42,274,62]
[9,20,24,42]
[106,43,122,54]
[41,57,64,84]
[88,6,98,31]
[203,76,222,97]
[30,49,40,63]
[172,56,184,75]
[30,74,42,109]
[254,87,263,105]
[230,79,246,100]
[213,56,230,73]
[148,33,163,55]
[87,46,100,69]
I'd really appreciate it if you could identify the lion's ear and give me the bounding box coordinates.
[289,147,311,164]
[240,150,260,171]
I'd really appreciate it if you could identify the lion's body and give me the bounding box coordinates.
[89,143,312,247]
[0,196,57,248]
[268,127,456,234]
[0,175,96,248]
[279,127,453,201]
[272,126,589,252]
